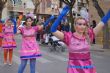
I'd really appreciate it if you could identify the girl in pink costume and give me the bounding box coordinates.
[17,13,43,73]
[17,13,55,73]
[2,19,16,65]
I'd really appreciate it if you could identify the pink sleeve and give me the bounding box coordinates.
[88,28,95,43]
[63,32,72,45]
[33,26,39,32]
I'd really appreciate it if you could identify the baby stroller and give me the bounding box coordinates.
[48,34,66,52]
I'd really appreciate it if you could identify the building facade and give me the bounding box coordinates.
[37,0,59,15]
[89,0,110,44]
[2,0,35,19]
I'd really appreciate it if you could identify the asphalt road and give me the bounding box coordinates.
[0,35,110,73]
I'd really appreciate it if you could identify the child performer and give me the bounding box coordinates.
[2,18,16,65]
[17,13,55,73]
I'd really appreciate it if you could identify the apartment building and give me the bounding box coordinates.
[2,0,35,19]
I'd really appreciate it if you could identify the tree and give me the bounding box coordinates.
[59,0,89,32]
[60,0,76,32]
[32,0,41,15]
[0,0,7,19]
[91,0,110,49]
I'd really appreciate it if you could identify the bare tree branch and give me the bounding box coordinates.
[85,0,89,5]
[32,0,41,14]
[91,0,110,49]
[0,0,7,18]
[92,0,104,17]
[1,0,7,5]
[60,0,70,5]
[59,0,76,32]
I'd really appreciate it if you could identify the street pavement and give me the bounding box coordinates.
[0,35,110,73]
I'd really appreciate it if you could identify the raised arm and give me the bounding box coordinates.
[44,15,55,27]
[93,10,110,36]
[51,5,70,40]
[37,15,55,31]
[11,18,17,34]
[16,28,21,34]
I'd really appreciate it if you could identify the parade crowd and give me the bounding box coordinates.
[0,5,110,73]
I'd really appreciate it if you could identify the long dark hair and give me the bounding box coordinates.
[25,17,35,26]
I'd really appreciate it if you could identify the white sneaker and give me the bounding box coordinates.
[8,63,12,66]
[3,62,7,65]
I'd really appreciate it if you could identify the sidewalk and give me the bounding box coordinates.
[32,39,110,56]
[90,44,110,56]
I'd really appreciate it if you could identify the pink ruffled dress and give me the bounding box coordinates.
[63,31,97,73]
[2,25,16,49]
[19,26,41,59]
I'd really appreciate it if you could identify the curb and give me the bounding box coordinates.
[90,44,110,52]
